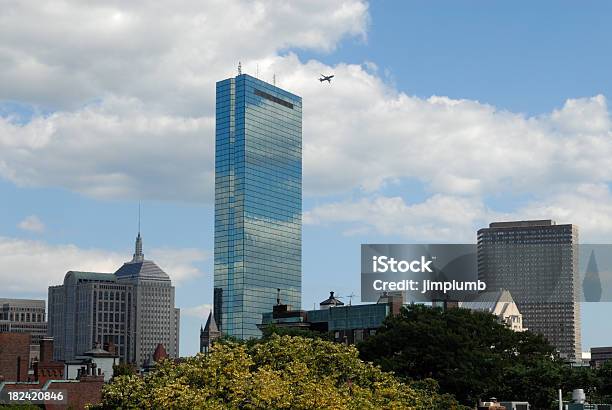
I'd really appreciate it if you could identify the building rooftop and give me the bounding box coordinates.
[460,289,516,313]
[114,232,170,281]
[319,291,344,308]
[489,220,555,228]
[63,271,116,284]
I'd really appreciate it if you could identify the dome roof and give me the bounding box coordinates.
[115,260,170,281]
[115,231,171,282]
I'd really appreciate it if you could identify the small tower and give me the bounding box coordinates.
[319,291,344,310]
[132,204,144,262]
[200,311,221,354]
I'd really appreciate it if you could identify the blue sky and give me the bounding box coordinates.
[1,0,612,356]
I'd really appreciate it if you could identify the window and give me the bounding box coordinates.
[254,89,294,109]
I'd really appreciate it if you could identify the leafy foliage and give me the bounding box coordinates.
[112,362,137,378]
[259,323,333,341]
[358,304,567,408]
[96,334,463,409]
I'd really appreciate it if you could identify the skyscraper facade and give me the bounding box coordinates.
[48,233,180,365]
[477,220,581,360]
[214,73,302,339]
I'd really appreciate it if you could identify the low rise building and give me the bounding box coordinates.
[64,343,119,382]
[259,291,403,344]
[0,333,31,382]
[0,336,104,409]
[591,346,612,368]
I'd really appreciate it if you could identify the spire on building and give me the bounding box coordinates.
[133,232,144,262]
[203,311,219,333]
[132,204,144,262]
[200,311,221,354]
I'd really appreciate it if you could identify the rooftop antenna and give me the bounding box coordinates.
[138,202,141,234]
[256,64,259,79]
[237,61,242,76]
[273,73,276,86]
[346,292,356,306]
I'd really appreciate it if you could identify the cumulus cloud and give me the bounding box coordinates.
[0,97,215,201]
[0,0,368,112]
[0,236,208,296]
[18,215,45,233]
[515,184,612,242]
[305,194,500,242]
[1,0,611,242]
[0,0,369,201]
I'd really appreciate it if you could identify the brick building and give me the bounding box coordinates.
[0,332,31,382]
[0,336,104,409]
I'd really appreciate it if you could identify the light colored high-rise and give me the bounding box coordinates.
[477,219,581,360]
[48,232,180,365]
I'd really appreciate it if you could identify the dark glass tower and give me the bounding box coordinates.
[477,220,581,361]
[214,74,302,339]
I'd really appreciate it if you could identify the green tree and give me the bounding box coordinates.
[95,334,464,409]
[112,362,137,378]
[358,304,566,408]
[259,324,333,341]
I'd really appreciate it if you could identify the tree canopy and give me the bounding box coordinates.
[95,334,464,409]
[358,304,566,408]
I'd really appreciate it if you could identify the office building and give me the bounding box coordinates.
[0,298,47,367]
[477,220,580,360]
[48,232,180,365]
[214,73,302,339]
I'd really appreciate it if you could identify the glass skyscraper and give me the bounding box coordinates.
[214,74,302,339]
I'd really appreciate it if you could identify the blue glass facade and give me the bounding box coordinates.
[214,74,302,339]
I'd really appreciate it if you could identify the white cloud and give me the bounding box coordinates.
[0,97,215,201]
[305,194,499,242]
[514,184,612,242]
[0,236,208,296]
[0,0,368,112]
[0,0,369,201]
[181,303,213,321]
[148,247,209,283]
[18,215,45,233]
[0,0,611,243]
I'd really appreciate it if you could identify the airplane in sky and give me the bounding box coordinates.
[319,74,334,83]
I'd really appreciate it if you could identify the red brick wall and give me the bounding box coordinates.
[46,376,104,410]
[2,375,104,410]
[0,333,31,382]
[39,337,54,363]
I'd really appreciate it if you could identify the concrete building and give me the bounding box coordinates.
[214,73,302,339]
[48,232,180,366]
[0,298,47,367]
[460,289,525,332]
[477,220,581,360]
